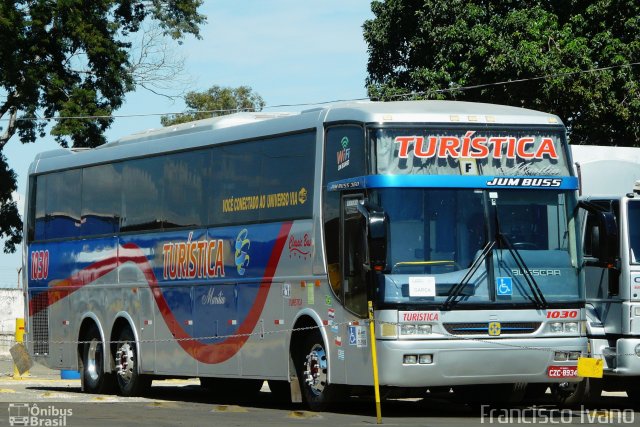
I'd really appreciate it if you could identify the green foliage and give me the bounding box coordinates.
[160,85,266,126]
[0,0,205,251]
[0,154,20,253]
[364,0,640,146]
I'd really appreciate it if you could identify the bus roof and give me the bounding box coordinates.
[29,100,563,175]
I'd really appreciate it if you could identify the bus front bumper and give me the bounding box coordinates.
[376,337,585,387]
[608,338,640,376]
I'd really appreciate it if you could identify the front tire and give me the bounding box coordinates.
[295,331,346,411]
[114,327,150,397]
[80,324,115,394]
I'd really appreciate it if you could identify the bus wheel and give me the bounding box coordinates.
[296,332,345,411]
[80,324,115,394]
[114,327,150,397]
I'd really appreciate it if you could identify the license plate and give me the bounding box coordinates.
[547,366,578,378]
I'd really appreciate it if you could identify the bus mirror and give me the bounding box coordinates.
[586,211,618,268]
[597,211,618,267]
[356,204,388,272]
[367,211,388,271]
[579,201,618,268]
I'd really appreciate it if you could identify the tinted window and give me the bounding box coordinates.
[82,164,121,235]
[324,125,366,184]
[258,133,314,222]
[210,141,261,224]
[210,131,315,225]
[45,170,82,239]
[33,176,46,241]
[164,151,207,228]
[121,157,164,232]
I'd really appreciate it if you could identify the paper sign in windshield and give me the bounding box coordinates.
[409,277,436,297]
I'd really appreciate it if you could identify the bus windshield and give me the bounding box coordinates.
[370,188,581,307]
[628,200,640,264]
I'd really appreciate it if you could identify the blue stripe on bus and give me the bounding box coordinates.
[328,175,578,191]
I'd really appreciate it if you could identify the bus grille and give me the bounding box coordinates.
[443,322,541,335]
[30,292,49,355]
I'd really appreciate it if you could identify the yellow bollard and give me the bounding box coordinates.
[368,301,382,424]
[13,318,29,379]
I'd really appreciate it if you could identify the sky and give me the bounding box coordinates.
[0,1,375,287]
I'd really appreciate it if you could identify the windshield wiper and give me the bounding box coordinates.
[496,232,547,309]
[442,239,495,310]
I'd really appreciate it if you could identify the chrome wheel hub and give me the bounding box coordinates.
[115,342,135,382]
[303,344,327,396]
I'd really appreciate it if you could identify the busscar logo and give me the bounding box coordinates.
[8,403,73,426]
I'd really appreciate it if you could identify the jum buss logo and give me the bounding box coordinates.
[234,229,250,276]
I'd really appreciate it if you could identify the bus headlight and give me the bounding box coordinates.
[564,322,579,333]
[417,324,432,335]
[418,354,433,364]
[403,355,418,364]
[550,322,564,333]
[635,307,640,317]
[554,351,568,361]
[635,344,640,357]
[400,324,416,335]
[400,324,432,336]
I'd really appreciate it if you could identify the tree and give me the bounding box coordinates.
[160,85,266,126]
[0,1,205,252]
[363,0,640,146]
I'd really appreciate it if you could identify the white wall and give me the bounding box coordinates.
[0,288,25,355]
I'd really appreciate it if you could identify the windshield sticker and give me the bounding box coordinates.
[337,136,351,170]
[408,276,436,297]
[496,277,513,296]
[394,132,558,160]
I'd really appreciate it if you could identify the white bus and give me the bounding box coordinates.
[24,101,596,409]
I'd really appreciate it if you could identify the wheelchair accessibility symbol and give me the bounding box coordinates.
[348,326,357,346]
[496,277,513,296]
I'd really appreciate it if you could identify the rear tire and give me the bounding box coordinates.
[295,331,346,411]
[80,324,115,394]
[114,327,150,397]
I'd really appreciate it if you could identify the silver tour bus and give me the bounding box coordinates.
[23,101,594,410]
